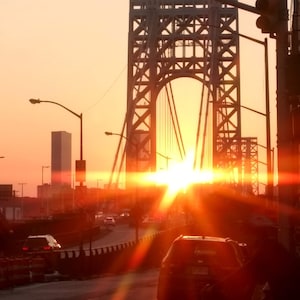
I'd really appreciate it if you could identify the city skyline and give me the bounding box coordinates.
[0,1,278,197]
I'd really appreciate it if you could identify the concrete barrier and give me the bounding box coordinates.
[12,257,31,286]
[0,259,8,289]
[30,257,46,283]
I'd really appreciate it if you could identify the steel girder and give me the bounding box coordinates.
[127,0,242,183]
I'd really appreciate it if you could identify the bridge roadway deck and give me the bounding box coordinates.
[64,223,158,252]
[0,268,265,300]
[0,268,159,300]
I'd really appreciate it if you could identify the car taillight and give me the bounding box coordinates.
[22,246,29,251]
[43,245,51,251]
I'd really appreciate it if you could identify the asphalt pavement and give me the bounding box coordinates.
[0,268,266,300]
[0,268,159,300]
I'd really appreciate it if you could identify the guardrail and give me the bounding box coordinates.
[57,226,187,278]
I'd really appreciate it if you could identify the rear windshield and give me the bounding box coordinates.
[25,238,47,248]
[168,240,240,268]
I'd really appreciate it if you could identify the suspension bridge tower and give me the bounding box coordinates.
[113,0,257,193]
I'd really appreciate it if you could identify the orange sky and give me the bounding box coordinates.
[0,1,278,197]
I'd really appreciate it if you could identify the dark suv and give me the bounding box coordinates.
[21,234,61,273]
[157,235,251,300]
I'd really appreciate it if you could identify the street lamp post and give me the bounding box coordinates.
[18,182,26,219]
[29,98,85,189]
[30,98,87,254]
[42,165,50,185]
[240,103,273,197]
[199,18,273,199]
[105,131,140,243]
[223,27,273,199]
[18,182,26,197]
[96,179,103,212]
[41,165,50,216]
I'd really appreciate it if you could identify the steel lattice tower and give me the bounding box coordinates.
[122,0,256,191]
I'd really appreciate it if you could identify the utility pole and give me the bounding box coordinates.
[18,182,27,219]
[276,0,292,252]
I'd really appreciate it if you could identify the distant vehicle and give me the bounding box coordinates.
[95,211,104,221]
[118,212,130,224]
[157,235,251,300]
[103,216,116,226]
[119,212,130,218]
[141,215,166,229]
[22,234,61,253]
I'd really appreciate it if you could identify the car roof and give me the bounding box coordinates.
[27,234,55,239]
[176,235,235,243]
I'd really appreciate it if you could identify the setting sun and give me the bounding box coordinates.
[154,151,212,190]
[144,151,213,212]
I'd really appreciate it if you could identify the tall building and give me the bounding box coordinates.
[51,131,72,187]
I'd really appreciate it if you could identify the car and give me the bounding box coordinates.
[157,235,251,300]
[118,212,131,224]
[22,234,61,253]
[103,216,116,226]
[95,211,104,222]
[141,216,166,229]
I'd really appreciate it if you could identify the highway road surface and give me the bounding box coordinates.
[0,268,160,300]
[65,224,159,251]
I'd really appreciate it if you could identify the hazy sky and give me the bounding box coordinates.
[0,1,278,197]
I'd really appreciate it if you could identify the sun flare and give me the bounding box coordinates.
[144,151,213,213]
[147,151,213,195]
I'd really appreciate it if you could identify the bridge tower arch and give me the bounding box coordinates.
[121,0,244,188]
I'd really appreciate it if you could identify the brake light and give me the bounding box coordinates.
[43,245,51,251]
[22,246,29,251]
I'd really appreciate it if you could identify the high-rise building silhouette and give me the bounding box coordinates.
[51,131,72,187]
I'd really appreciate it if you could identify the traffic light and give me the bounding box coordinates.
[255,0,280,37]
[76,159,86,183]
